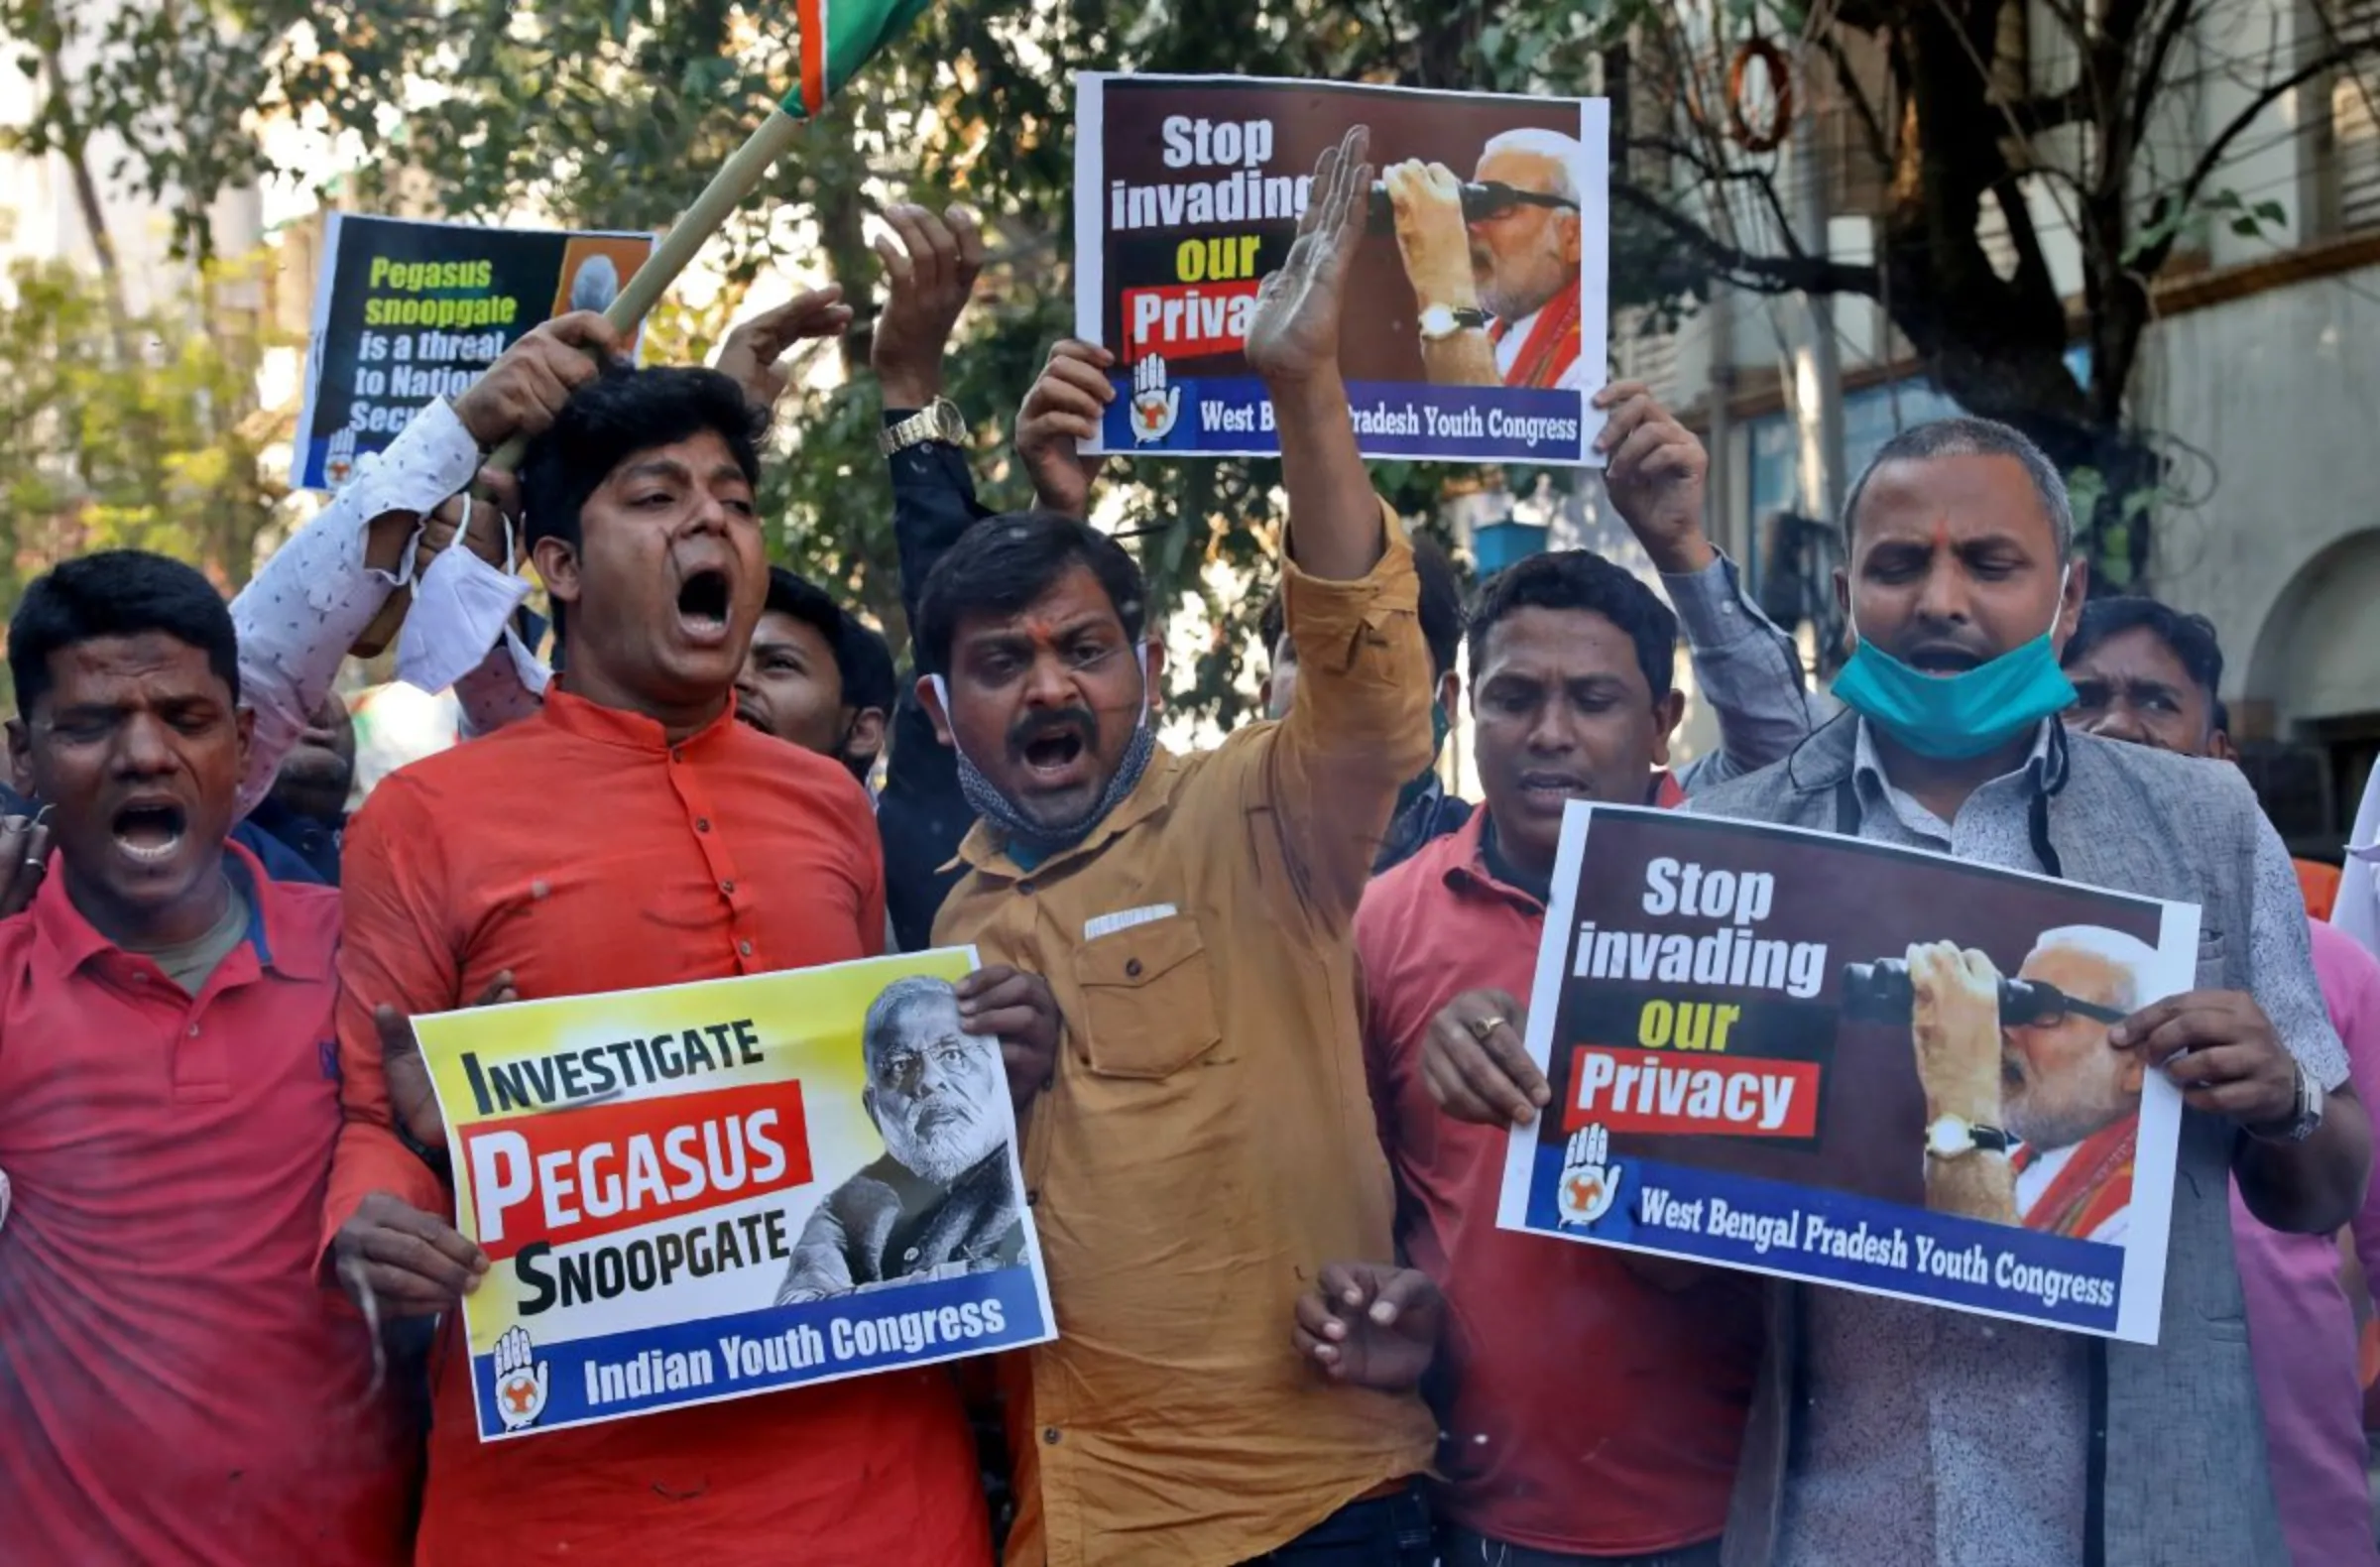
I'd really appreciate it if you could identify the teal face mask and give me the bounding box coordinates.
[1394,702,1452,815]
[1832,578,2078,760]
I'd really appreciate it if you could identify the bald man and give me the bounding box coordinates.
[1906,926,2156,1240]
[1383,128,1587,391]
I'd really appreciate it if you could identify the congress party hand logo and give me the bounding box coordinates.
[323,426,358,489]
[1130,354,1181,446]
[1557,1123,1620,1227]
[492,1325,550,1432]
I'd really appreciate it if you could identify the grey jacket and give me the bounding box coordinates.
[1692,716,2328,1567]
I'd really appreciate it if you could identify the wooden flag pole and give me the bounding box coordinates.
[350,107,804,657]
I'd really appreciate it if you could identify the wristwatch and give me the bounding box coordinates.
[2248,1059,2326,1144]
[879,397,967,456]
[1925,1115,2014,1160]
[1417,303,1489,341]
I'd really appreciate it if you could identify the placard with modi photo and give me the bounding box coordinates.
[411,947,1056,1440]
[1495,804,2198,1344]
[1074,72,1609,464]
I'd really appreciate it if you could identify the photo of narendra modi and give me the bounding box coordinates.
[1497,805,2202,1345]
[409,948,1054,1441]
[776,975,1026,1303]
[1075,72,1609,465]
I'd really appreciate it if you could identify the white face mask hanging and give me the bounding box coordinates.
[396,497,548,696]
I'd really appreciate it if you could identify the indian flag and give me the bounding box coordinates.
[782,0,932,118]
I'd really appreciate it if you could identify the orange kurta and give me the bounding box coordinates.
[323,688,986,1567]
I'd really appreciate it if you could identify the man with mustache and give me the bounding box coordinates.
[1385,129,1588,391]
[323,362,1054,1565]
[913,129,1440,1564]
[1675,417,2366,1567]
[777,976,1023,1302]
[1905,927,2159,1240]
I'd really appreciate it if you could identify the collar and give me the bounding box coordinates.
[1849,716,2061,817]
[951,743,1187,882]
[1775,709,2065,800]
[538,682,744,755]
[28,839,331,984]
[1440,771,1686,913]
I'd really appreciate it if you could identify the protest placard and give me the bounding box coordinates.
[412,947,1055,1441]
[1073,73,1608,464]
[1496,804,2198,1344]
[292,214,655,491]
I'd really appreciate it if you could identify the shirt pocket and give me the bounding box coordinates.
[1070,917,1224,1080]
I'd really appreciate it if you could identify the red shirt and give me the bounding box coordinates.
[1354,798,1760,1556]
[0,845,409,1566]
[324,687,987,1566]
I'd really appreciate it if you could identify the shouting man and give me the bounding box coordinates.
[914,128,1439,1564]
[0,552,407,1564]
[325,361,1053,1565]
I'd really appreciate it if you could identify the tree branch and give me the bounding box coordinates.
[1810,26,1892,172]
[1613,181,1882,297]
[2142,37,2380,274]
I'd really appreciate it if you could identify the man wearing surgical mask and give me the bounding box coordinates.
[911,129,1440,1565]
[1687,417,2370,1567]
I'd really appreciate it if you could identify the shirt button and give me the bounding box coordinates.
[187,1024,200,1037]
[719,879,736,895]
[1017,881,1035,897]
[738,939,754,957]
[1025,1188,1040,1207]
[696,818,712,833]
[902,1247,919,1263]
[670,748,685,763]
[1125,959,1143,978]
[1042,1427,1062,1445]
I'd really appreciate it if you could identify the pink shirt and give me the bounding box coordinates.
[2232,918,2380,1567]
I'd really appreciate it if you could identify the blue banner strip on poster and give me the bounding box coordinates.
[1103,376,1585,460]
[470,1266,1046,1437]
[1519,1145,2125,1333]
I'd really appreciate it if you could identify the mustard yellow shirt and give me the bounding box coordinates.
[935,515,1439,1566]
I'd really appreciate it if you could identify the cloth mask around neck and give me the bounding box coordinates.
[930,643,1158,860]
[396,497,551,697]
[1831,567,2077,760]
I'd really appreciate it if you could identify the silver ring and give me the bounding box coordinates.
[22,857,43,870]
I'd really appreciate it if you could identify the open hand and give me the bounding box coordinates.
[1244,125,1372,388]
[1422,989,1548,1126]
[1015,340,1115,517]
[957,964,1062,1111]
[716,287,854,412]
[1293,1261,1443,1390]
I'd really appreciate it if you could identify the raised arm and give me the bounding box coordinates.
[1233,127,1433,925]
[866,204,990,952]
[232,314,618,810]
[1594,382,1816,789]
